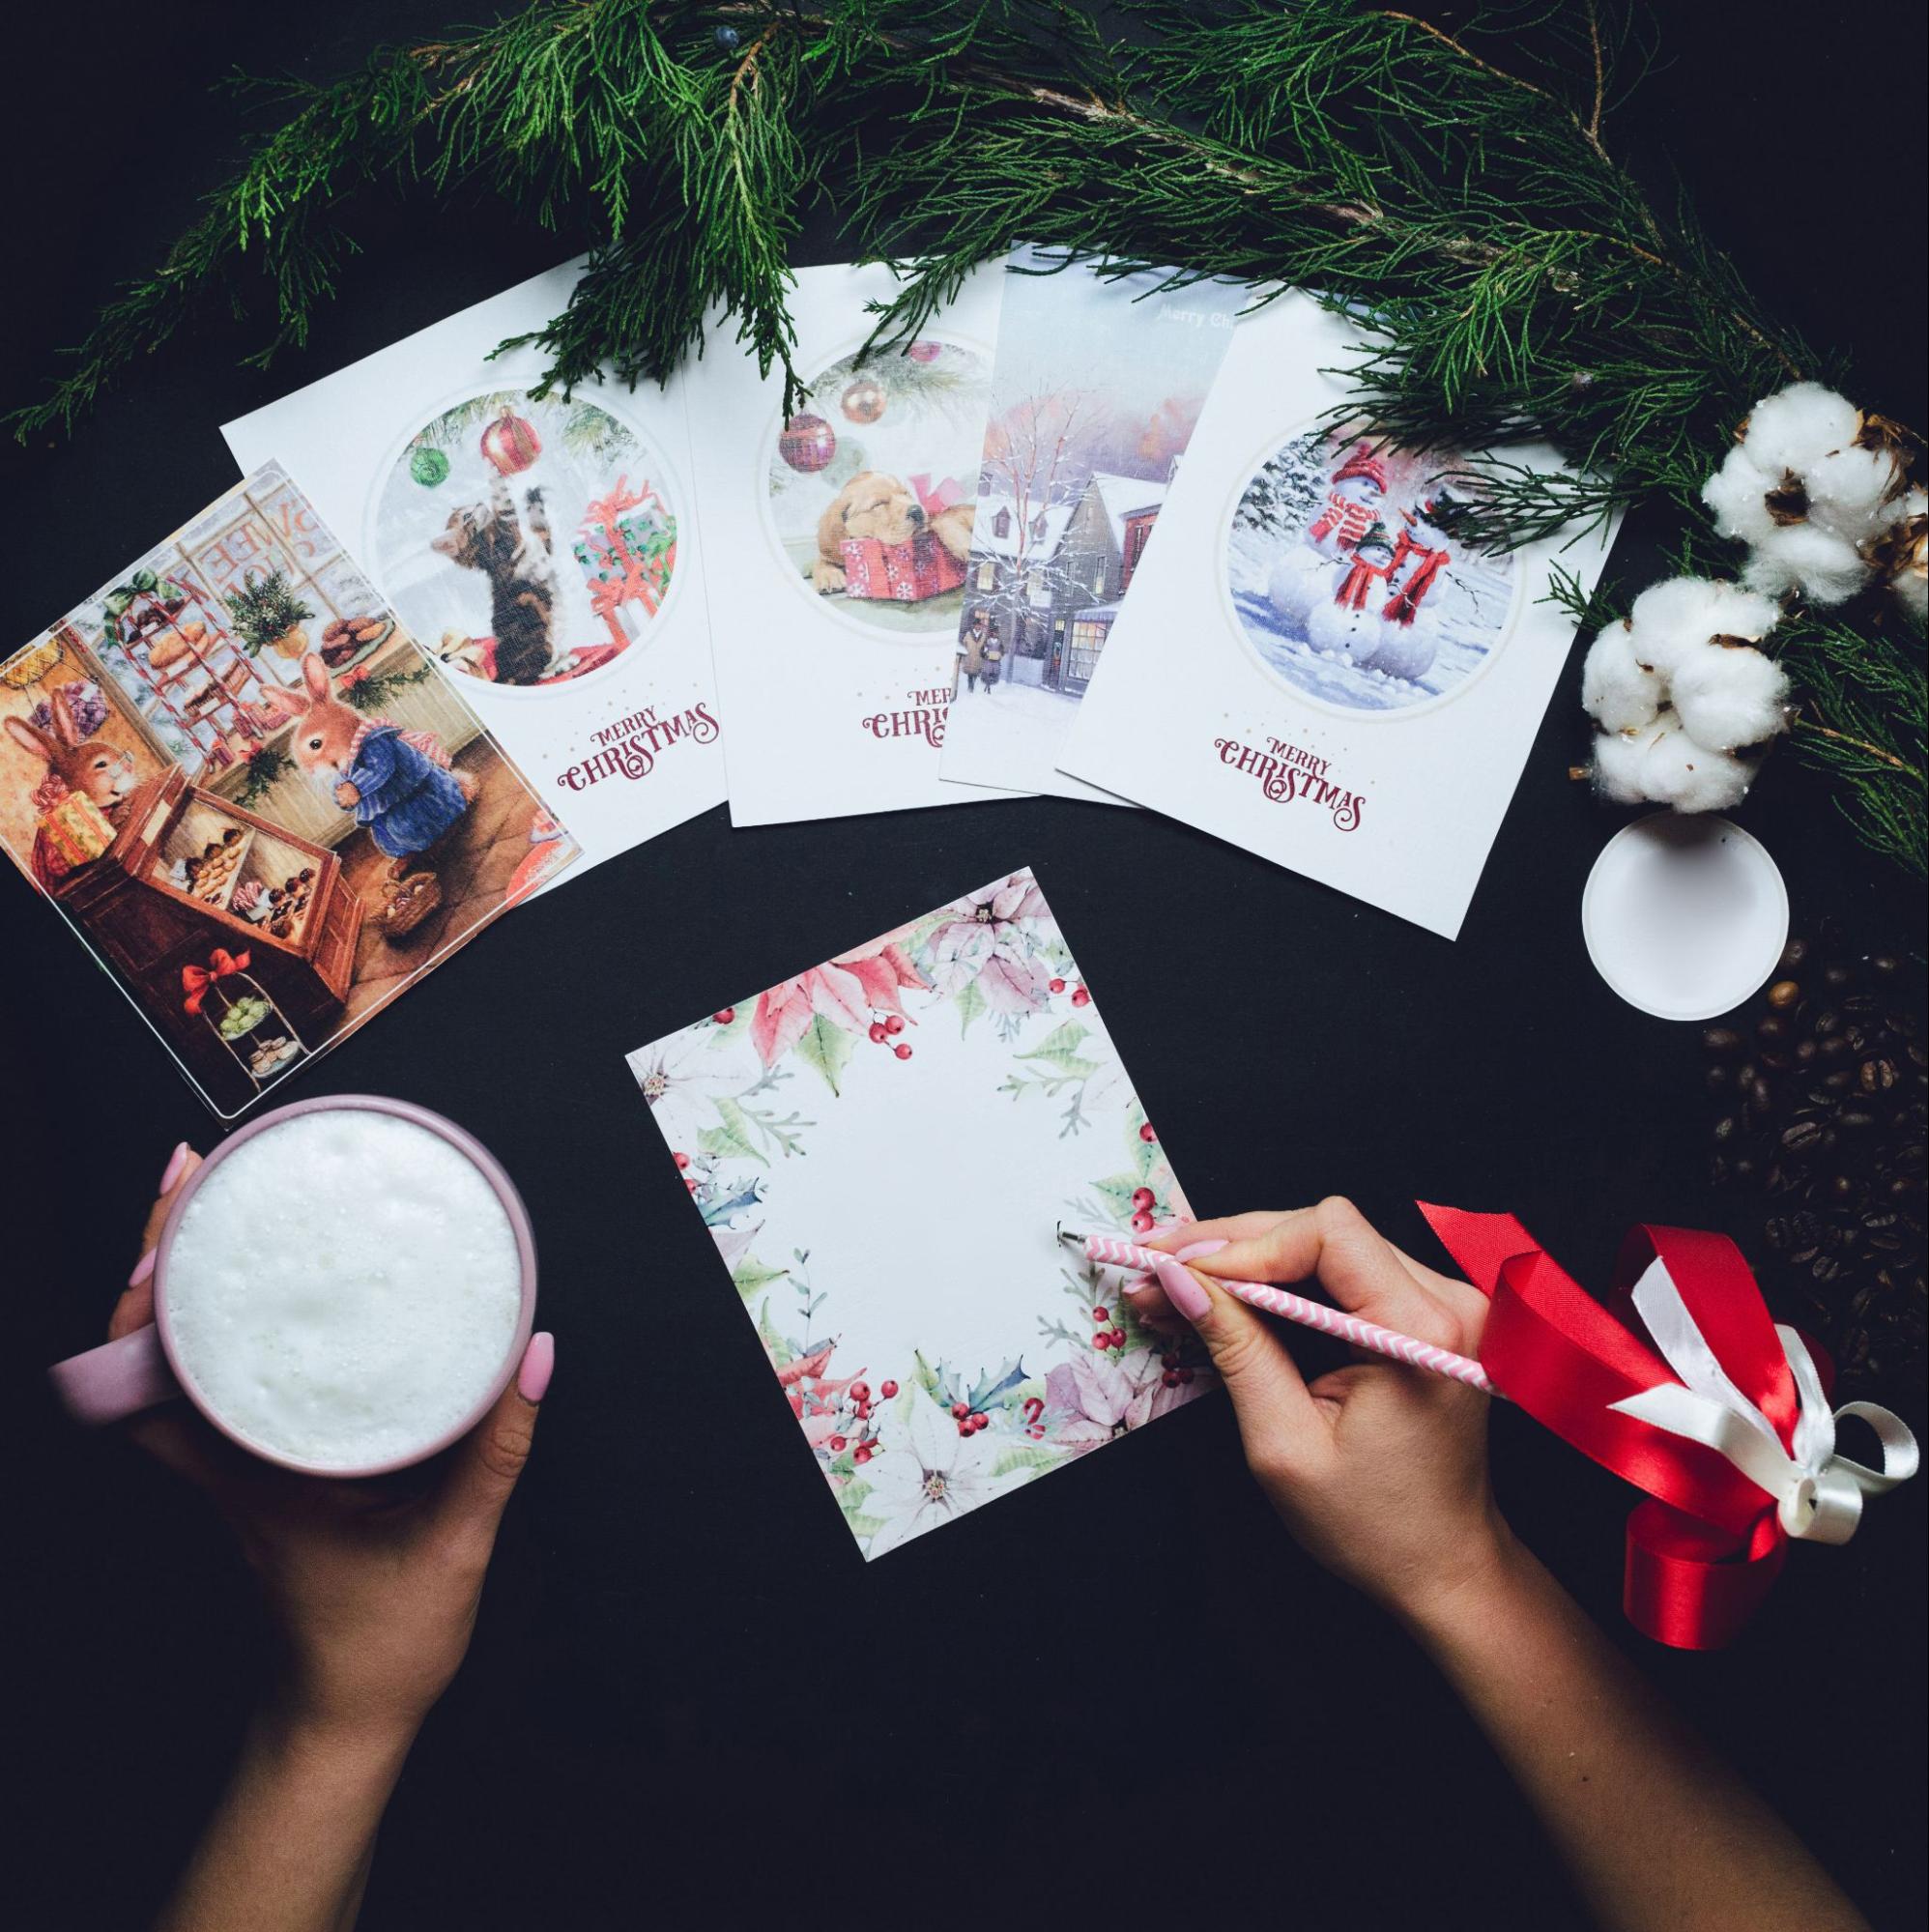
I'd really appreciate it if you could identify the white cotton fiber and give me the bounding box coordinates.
[1702,447,1780,547]
[1626,577,1779,676]
[1804,444,1900,539]
[1886,489,1926,623]
[1669,642,1790,750]
[1742,521,1870,605]
[1593,718,1755,812]
[1739,382,1860,473]
[1581,621,1663,732]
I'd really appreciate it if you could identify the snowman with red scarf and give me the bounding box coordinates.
[1264,444,1392,637]
[1364,491,1455,683]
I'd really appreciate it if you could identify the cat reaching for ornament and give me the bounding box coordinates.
[429,474,559,684]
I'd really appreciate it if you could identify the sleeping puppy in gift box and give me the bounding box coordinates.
[812,472,975,595]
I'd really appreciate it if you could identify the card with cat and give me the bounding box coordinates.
[0,462,579,1116]
[223,260,724,881]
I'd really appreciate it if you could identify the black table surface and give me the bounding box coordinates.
[5,6,1924,1927]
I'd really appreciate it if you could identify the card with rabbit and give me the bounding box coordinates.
[0,462,579,1115]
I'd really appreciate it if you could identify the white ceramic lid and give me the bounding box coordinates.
[1581,813,1790,1023]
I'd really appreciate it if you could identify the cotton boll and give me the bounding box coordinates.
[1875,487,1926,623]
[1594,719,1755,812]
[1669,642,1790,750]
[1741,521,1870,605]
[1739,382,1860,474]
[1591,721,1668,804]
[1804,444,1901,541]
[1581,621,1663,732]
[1703,447,1780,547]
[1625,577,1780,676]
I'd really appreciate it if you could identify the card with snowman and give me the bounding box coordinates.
[681,261,1008,825]
[1059,292,1616,939]
[222,260,725,882]
[0,462,578,1116]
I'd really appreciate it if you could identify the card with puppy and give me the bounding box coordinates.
[1058,292,1616,940]
[0,462,578,1116]
[681,262,1007,824]
[222,260,724,882]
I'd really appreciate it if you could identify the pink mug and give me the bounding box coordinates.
[46,1093,538,1478]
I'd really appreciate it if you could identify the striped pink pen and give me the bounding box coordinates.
[1059,1227,1501,1399]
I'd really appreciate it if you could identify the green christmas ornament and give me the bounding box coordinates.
[410,444,451,488]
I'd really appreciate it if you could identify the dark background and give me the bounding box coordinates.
[3,5,1923,1927]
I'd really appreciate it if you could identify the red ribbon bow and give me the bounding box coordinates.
[181,948,251,1015]
[1419,1203,1907,1650]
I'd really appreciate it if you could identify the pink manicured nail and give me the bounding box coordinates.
[517,1331,555,1404]
[1172,1239,1228,1263]
[158,1141,190,1195]
[1153,1254,1213,1322]
[128,1249,156,1289]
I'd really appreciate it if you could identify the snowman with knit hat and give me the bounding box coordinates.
[1361,491,1455,683]
[1265,442,1392,633]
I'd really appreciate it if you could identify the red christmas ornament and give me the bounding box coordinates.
[840,378,887,425]
[479,405,542,476]
[779,413,837,473]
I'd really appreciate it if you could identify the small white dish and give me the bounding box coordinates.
[1582,813,1790,1022]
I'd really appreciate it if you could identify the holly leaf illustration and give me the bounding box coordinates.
[967,1358,1029,1411]
[953,975,986,1038]
[989,1444,1065,1481]
[1018,1023,1100,1079]
[1088,1171,1149,1219]
[731,1254,789,1297]
[911,1349,946,1407]
[793,1013,854,1095]
[700,1096,763,1167]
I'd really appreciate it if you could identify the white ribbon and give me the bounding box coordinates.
[1608,1257,1918,1543]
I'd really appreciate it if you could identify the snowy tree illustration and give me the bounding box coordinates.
[1235,433,1328,536]
[979,386,1103,632]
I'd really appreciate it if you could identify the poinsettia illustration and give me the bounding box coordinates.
[925,873,1051,1012]
[750,932,927,1067]
[862,1395,1022,1556]
[1044,1345,1191,1453]
[630,1031,738,1128]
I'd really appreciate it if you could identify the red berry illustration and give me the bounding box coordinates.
[880,1379,899,1399]
[1071,985,1090,1007]
[1138,1122,1158,1143]
[1092,1306,1109,1324]
[853,1444,873,1464]
[1108,1328,1127,1348]
[1131,1186,1155,1212]
[970,1412,989,1432]
[894,1043,913,1060]
[684,1178,701,1194]
[712,1007,735,1025]
[1094,1332,1111,1350]
[1177,1367,1195,1384]
[952,1402,969,1420]
[829,1435,848,1452]
[1161,1370,1179,1388]
[1131,1211,1155,1234]
[883,1015,905,1035]
[1161,1353,1180,1370]
[673,1151,691,1170]
[1048,977,1066,994]
[869,1022,888,1044]
[958,1422,973,1437]
[850,1381,870,1402]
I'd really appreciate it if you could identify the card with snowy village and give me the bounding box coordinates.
[223,260,724,880]
[0,463,578,1115]
[938,247,1241,802]
[626,866,1214,1557]
[683,262,1007,825]
[1059,293,1615,940]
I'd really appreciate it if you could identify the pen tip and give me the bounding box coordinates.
[1055,1224,1085,1247]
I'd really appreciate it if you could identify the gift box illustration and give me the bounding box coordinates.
[572,476,677,646]
[839,474,969,603]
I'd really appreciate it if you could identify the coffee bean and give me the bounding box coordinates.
[1819,1034,1849,1061]
[1713,1115,1742,1145]
[1824,963,1855,992]
[1706,1064,1733,1093]
[1795,1039,1819,1065]
[1781,1120,1824,1152]
[1768,979,1800,1009]
[1871,954,1899,980]
[1838,1110,1877,1134]
[1859,1057,1898,1093]
[1702,1026,1745,1058]
[1758,1015,1790,1046]
[1779,937,1810,972]
[1748,1076,1773,1112]
[1814,1009,1842,1037]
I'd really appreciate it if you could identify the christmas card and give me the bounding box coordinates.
[222,261,723,880]
[1059,293,1616,939]
[939,246,1242,803]
[682,263,1007,825]
[626,866,1212,1557]
[0,462,579,1116]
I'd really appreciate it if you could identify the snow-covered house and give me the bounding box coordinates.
[965,470,1169,694]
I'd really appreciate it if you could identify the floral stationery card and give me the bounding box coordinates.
[1058,292,1615,940]
[682,262,1007,825]
[627,868,1213,1557]
[1,462,578,1116]
[939,246,1241,804]
[223,261,724,881]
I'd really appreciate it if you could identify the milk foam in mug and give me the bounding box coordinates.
[48,1096,536,1477]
